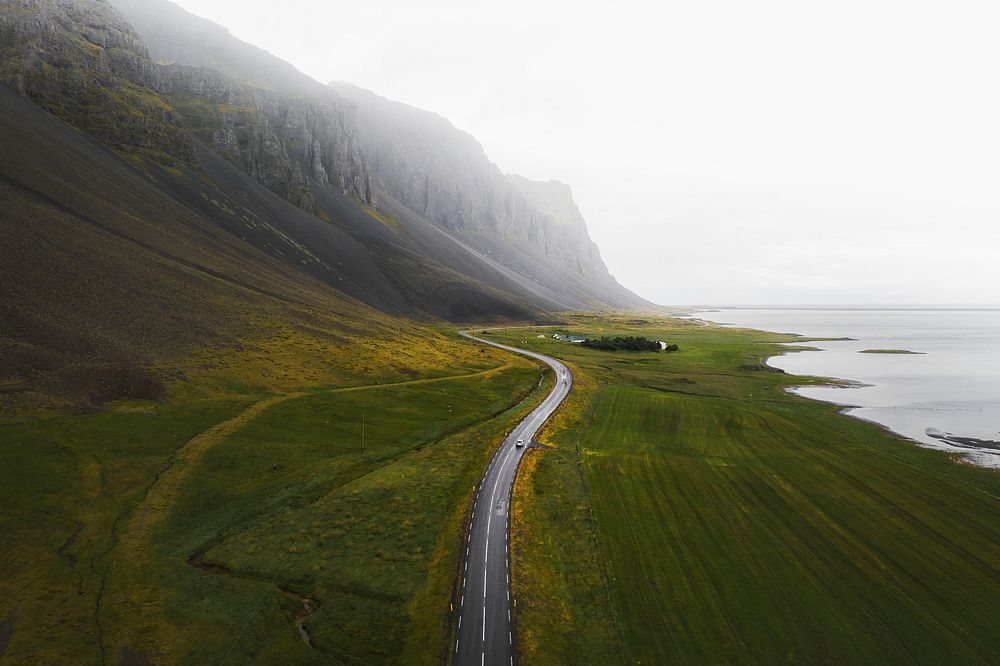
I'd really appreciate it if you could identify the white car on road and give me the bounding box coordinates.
[516,437,526,448]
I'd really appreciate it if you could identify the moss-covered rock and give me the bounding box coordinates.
[156,64,373,213]
[0,0,196,166]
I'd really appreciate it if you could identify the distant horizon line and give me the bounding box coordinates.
[684,304,1000,312]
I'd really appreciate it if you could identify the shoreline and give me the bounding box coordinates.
[696,312,1000,471]
[833,401,1000,470]
[762,340,1000,471]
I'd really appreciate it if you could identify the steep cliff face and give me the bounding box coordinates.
[156,65,371,210]
[0,0,371,210]
[110,0,643,309]
[111,0,372,209]
[330,82,644,307]
[507,175,609,278]
[0,0,195,164]
[0,0,544,321]
[1,0,646,317]
[330,84,562,250]
[109,0,328,96]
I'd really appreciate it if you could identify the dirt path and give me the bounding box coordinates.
[121,394,300,556]
[100,362,516,661]
[325,362,515,394]
[120,362,515,564]
[103,393,301,661]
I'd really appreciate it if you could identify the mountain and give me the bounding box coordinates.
[113,0,644,310]
[330,82,643,309]
[0,2,650,661]
[0,0,648,409]
[0,0,196,164]
[507,175,611,280]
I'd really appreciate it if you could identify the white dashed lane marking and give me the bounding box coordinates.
[453,331,573,666]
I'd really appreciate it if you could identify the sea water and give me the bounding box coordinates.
[693,308,1000,468]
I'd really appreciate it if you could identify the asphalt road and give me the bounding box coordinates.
[455,330,573,666]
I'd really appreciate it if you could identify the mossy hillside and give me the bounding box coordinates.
[0,397,251,665]
[362,202,402,231]
[0,0,196,166]
[0,76,541,416]
[500,316,1000,665]
[0,318,548,664]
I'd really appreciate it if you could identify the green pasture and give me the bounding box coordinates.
[502,316,1000,665]
[0,327,548,665]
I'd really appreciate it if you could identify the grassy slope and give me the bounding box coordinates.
[0,36,554,664]
[0,322,551,665]
[503,316,1000,665]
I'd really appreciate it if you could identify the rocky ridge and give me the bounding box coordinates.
[1,0,647,317]
[111,0,372,210]
[0,0,196,164]
[0,0,370,208]
[156,64,371,211]
[507,175,609,278]
[330,82,637,304]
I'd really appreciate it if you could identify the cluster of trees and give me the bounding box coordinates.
[581,336,675,352]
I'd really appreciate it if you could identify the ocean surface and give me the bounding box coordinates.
[693,308,1000,468]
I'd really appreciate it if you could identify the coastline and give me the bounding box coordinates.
[689,308,1000,470]
[830,403,1000,470]
[494,315,1000,663]
[759,336,1000,471]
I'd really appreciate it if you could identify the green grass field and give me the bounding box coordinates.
[503,316,1000,665]
[5,314,999,664]
[0,323,550,664]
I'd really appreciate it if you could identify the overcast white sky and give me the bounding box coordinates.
[173,0,999,305]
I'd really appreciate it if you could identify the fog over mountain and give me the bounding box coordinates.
[2,4,999,664]
[0,0,646,408]
[173,0,1000,305]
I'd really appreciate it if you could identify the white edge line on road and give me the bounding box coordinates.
[459,330,573,662]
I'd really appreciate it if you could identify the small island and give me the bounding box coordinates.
[859,349,924,354]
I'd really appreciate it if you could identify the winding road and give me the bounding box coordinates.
[455,330,573,666]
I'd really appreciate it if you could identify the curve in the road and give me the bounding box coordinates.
[454,330,573,666]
